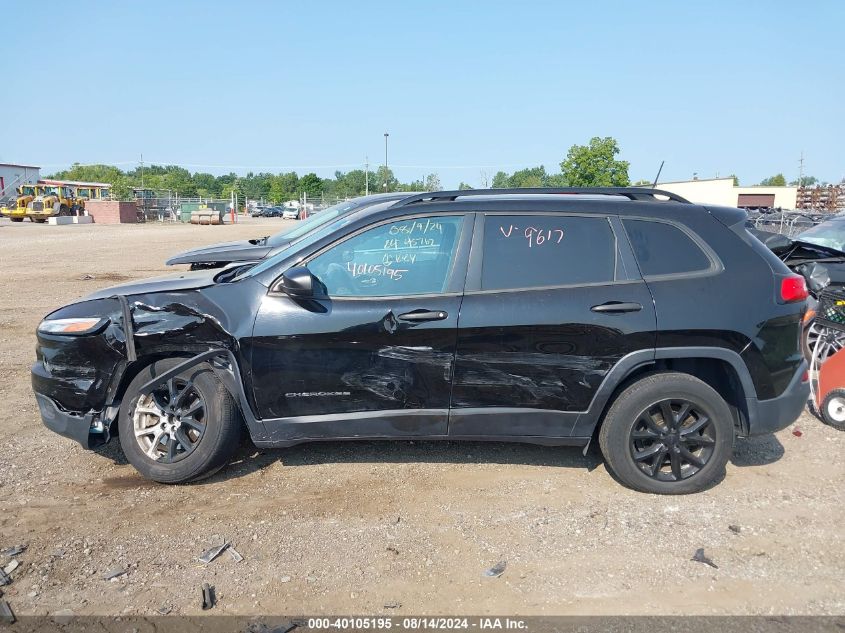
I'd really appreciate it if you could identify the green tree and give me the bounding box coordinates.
[424,173,442,192]
[789,176,818,187]
[759,173,786,186]
[458,182,473,190]
[559,137,630,187]
[398,179,425,192]
[491,171,510,188]
[192,172,219,197]
[269,172,299,203]
[729,174,740,186]
[375,166,399,192]
[508,166,548,188]
[298,172,323,198]
[241,172,273,201]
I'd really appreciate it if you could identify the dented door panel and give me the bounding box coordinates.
[246,294,463,433]
[450,283,657,435]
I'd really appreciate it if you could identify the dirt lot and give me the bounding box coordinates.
[0,217,843,617]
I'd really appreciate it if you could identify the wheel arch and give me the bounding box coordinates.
[103,349,267,443]
[103,353,196,435]
[574,347,756,440]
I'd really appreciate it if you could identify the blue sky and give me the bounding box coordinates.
[2,0,842,187]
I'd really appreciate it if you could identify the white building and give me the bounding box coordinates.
[0,163,41,200]
[654,177,798,210]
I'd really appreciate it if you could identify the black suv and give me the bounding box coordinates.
[32,188,810,494]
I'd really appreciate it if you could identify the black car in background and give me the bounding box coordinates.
[167,192,420,269]
[32,188,810,494]
[794,214,845,286]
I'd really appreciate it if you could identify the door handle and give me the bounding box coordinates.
[397,309,448,322]
[591,301,643,314]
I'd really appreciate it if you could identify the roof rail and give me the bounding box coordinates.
[390,187,691,207]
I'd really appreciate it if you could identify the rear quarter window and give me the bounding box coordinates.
[623,219,712,277]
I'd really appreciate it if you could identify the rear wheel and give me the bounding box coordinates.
[598,372,734,494]
[118,359,241,483]
[10,217,23,222]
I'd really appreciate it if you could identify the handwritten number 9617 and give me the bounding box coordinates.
[499,225,564,248]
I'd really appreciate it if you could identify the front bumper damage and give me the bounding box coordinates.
[34,392,110,449]
[32,279,267,450]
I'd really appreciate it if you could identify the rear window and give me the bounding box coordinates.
[481,215,616,291]
[623,219,711,277]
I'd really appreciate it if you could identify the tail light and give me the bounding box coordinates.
[780,275,808,303]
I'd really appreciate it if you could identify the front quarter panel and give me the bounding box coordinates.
[32,298,129,413]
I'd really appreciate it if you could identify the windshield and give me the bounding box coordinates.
[21,186,35,196]
[239,212,363,279]
[265,199,363,247]
[42,186,59,196]
[798,219,845,251]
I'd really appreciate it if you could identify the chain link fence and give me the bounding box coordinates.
[745,210,826,238]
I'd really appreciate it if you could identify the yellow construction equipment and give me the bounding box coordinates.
[26,182,80,222]
[1,184,40,222]
[2,180,112,223]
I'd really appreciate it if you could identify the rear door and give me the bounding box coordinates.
[449,212,657,438]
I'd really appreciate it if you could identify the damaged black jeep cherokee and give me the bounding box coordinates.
[32,188,810,494]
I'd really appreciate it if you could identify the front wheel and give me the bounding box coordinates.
[598,372,734,494]
[118,359,241,483]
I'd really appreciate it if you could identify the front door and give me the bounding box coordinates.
[248,213,471,442]
[450,212,657,437]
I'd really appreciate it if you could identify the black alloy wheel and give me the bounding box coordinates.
[629,399,716,482]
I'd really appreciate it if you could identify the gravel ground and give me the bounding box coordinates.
[0,216,843,617]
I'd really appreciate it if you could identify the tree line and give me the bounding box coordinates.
[46,138,841,204]
[48,137,631,202]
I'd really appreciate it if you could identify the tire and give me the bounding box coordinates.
[10,217,23,222]
[819,388,845,431]
[118,359,241,483]
[803,320,845,365]
[598,372,735,494]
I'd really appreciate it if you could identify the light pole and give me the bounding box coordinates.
[384,132,389,191]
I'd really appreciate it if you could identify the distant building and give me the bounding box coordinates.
[653,177,798,210]
[0,163,41,200]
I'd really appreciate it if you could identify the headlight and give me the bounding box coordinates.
[38,317,109,336]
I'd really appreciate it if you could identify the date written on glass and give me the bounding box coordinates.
[499,224,564,248]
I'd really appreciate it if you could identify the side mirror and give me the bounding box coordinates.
[277,266,325,298]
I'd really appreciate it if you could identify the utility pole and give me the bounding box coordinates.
[798,151,805,188]
[140,153,144,189]
[365,156,369,196]
[384,132,389,192]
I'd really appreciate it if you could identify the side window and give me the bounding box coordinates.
[481,215,616,291]
[623,219,711,277]
[308,216,464,297]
